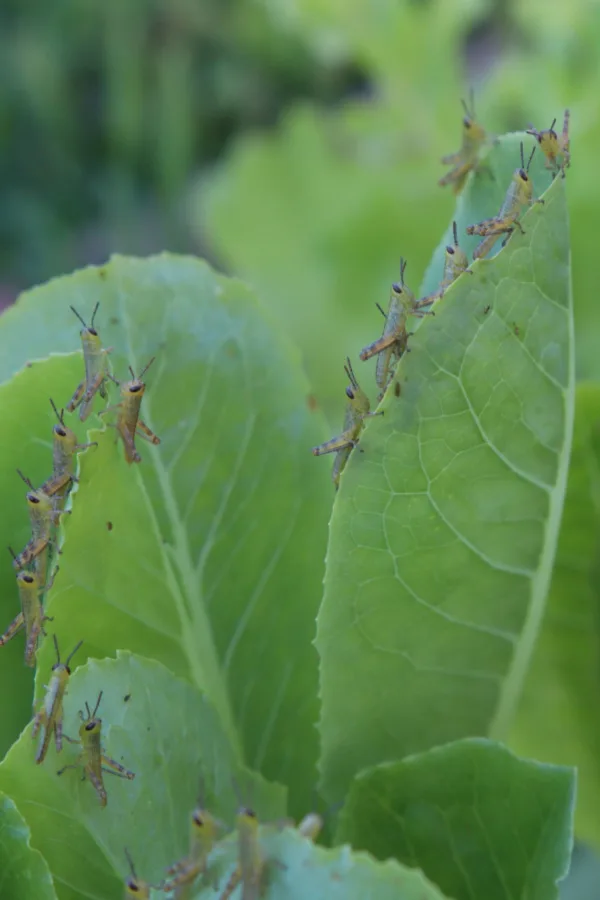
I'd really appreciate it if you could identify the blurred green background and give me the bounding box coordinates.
[1,0,599,895]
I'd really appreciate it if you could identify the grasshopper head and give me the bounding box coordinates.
[344,358,370,417]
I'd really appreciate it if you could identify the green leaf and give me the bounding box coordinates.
[510,383,600,848]
[335,738,575,900]
[0,255,331,815]
[0,653,285,900]
[0,793,57,900]
[0,354,83,759]
[317,151,573,802]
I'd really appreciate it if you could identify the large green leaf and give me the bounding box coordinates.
[0,653,284,900]
[336,739,575,900]
[510,383,600,848]
[0,793,56,900]
[317,149,573,801]
[0,255,331,814]
[0,354,83,759]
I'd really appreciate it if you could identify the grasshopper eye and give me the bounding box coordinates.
[28,493,40,505]
[463,117,472,128]
[129,384,143,394]
[242,807,257,819]
[126,881,140,893]
[346,387,355,400]
[87,328,98,337]
[54,425,67,437]
[446,245,455,255]
[85,721,96,732]
[21,574,35,584]
[391,282,403,294]
[519,169,528,181]
[193,813,204,826]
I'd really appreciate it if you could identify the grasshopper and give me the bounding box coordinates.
[12,470,65,580]
[439,91,488,194]
[312,359,382,489]
[466,142,544,260]
[32,636,82,763]
[103,358,161,464]
[162,779,224,896]
[0,555,55,668]
[67,302,112,421]
[123,848,152,899]
[526,109,570,179]
[218,805,264,900]
[40,399,96,499]
[360,260,432,396]
[57,691,135,807]
[415,221,472,310]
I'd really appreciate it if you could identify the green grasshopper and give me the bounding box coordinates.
[466,142,544,259]
[526,110,570,180]
[415,221,472,310]
[312,359,381,489]
[439,92,488,194]
[67,302,112,421]
[123,848,153,899]
[218,805,264,900]
[0,555,55,668]
[103,358,161,464]
[360,260,432,397]
[32,636,82,763]
[58,691,135,807]
[40,399,96,499]
[162,785,223,897]
[12,470,65,584]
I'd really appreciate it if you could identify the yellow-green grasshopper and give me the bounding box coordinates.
[527,110,570,180]
[162,784,224,896]
[67,302,112,421]
[439,92,488,194]
[466,142,544,259]
[124,848,152,899]
[12,470,65,581]
[218,804,265,900]
[32,636,82,764]
[103,358,161,464]
[0,553,55,668]
[40,399,97,499]
[312,359,382,489]
[415,221,472,311]
[360,260,432,397]
[57,691,135,807]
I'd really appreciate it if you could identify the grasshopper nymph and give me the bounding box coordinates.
[124,848,152,899]
[415,221,472,310]
[312,359,382,489]
[12,470,64,578]
[32,636,82,763]
[466,142,544,259]
[67,302,112,421]
[103,358,161,464]
[527,110,570,180]
[41,399,97,499]
[439,91,488,194]
[0,554,55,668]
[360,259,432,396]
[219,805,265,900]
[57,691,135,807]
[162,784,223,896]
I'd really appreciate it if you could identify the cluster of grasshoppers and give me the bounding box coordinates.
[0,302,161,810]
[313,99,571,489]
[123,780,325,898]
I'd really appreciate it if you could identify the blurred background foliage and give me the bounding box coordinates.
[1,0,599,895]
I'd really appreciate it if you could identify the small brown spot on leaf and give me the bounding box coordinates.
[106,521,113,531]
[306,394,318,411]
